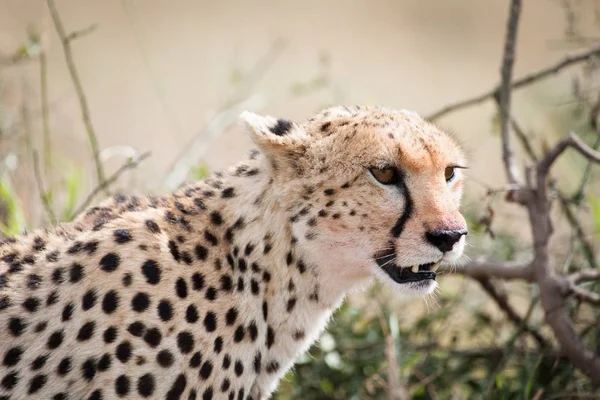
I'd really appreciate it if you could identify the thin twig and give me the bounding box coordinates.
[558,196,596,268]
[39,50,52,176]
[568,269,600,285]
[426,44,600,121]
[32,152,57,224]
[477,278,548,347]
[538,132,600,177]
[66,24,97,41]
[497,0,522,185]
[73,152,151,217]
[46,0,107,191]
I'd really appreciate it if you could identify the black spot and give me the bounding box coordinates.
[62,302,74,321]
[27,274,42,289]
[205,287,218,301]
[190,352,202,368]
[22,297,40,312]
[0,296,11,311]
[144,328,162,347]
[195,244,208,261]
[262,301,268,321]
[137,373,155,397]
[81,357,97,381]
[233,325,245,343]
[222,354,231,369]
[297,260,307,274]
[248,321,258,341]
[266,326,275,349]
[1,370,19,390]
[270,118,293,136]
[175,278,188,299]
[46,251,59,262]
[181,251,193,265]
[286,251,293,266]
[199,361,213,380]
[177,331,194,354]
[131,292,150,312]
[204,231,218,246]
[88,390,102,400]
[98,353,112,371]
[210,211,223,225]
[115,375,130,396]
[57,358,71,376]
[127,321,146,337]
[46,291,59,306]
[116,341,132,363]
[169,240,181,262]
[52,267,65,284]
[266,361,280,373]
[31,354,48,370]
[220,274,233,292]
[114,229,132,243]
[192,273,205,291]
[213,336,223,354]
[332,212,341,219]
[8,316,27,337]
[122,273,132,286]
[234,360,244,376]
[204,312,217,332]
[320,121,331,132]
[84,240,99,254]
[3,346,23,366]
[145,220,161,233]
[202,387,214,400]
[27,374,47,394]
[341,182,351,188]
[77,321,96,341]
[221,378,231,392]
[186,304,199,323]
[158,299,173,321]
[287,297,297,312]
[82,289,97,310]
[262,270,271,282]
[157,350,174,367]
[166,374,187,400]
[293,330,306,340]
[190,390,198,400]
[141,260,161,284]
[100,253,120,272]
[237,388,245,400]
[102,290,119,314]
[325,200,335,207]
[104,326,118,343]
[226,254,235,269]
[324,188,335,196]
[222,187,235,198]
[194,198,207,210]
[251,279,260,295]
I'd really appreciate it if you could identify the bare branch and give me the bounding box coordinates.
[66,24,97,42]
[477,277,548,348]
[32,152,57,224]
[453,259,533,282]
[427,43,600,121]
[538,132,600,177]
[568,269,600,285]
[73,152,151,217]
[46,0,107,191]
[569,285,600,305]
[497,0,522,185]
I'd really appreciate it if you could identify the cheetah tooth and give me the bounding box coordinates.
[430,261,441,272]
[411,264,419,273]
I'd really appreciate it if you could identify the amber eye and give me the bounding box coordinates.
[370,167,398,185]
[444,166,456,182]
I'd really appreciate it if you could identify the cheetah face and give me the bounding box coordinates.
[242,106,467,297]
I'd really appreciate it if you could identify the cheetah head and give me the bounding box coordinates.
[241,105,467,297]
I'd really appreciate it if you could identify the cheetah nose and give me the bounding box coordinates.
[425,229,467,253]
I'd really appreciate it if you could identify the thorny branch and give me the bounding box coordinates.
[426,43,600,121]
[46,0,107,191]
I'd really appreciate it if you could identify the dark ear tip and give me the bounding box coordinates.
[269,119,294,136]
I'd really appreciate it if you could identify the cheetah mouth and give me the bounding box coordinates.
[375,251,440,284]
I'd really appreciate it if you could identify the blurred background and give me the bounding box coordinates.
[2,0,600,398]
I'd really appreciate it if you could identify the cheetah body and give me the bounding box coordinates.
[0,106,467,400]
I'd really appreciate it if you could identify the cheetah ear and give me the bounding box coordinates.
[240,111,309,157]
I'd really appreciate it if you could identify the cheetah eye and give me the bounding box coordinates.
[444,166,456,182]
[370,167,398,185]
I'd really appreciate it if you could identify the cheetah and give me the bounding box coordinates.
[0,105,467,400]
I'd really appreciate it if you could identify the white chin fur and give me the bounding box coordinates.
[371,264,438,298]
